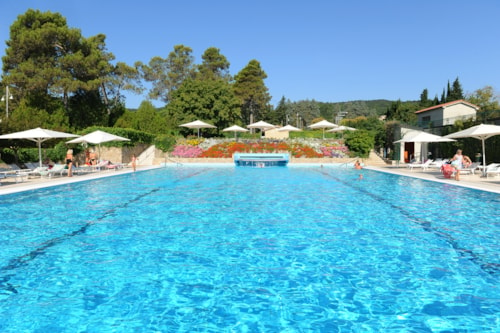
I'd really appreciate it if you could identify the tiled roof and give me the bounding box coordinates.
[415,99,479,114]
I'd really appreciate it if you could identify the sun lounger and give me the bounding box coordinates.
[0,170,26,184]
[460,162,480,176]
[92,160,110,171]
[40,164,67,178]
[73,165,94,175]
[428,159,447,170]
[23,166,49,178]
[408,159,433,171]
[485,163,500,177]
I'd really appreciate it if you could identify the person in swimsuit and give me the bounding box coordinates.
[131,154,137,172]
[462,155,472,168]
[89,149,97,165]
[66,149,74,177]
[450,149,463,181]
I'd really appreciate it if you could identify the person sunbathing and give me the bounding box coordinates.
[463,155,472,168]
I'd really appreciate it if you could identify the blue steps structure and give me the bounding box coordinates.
[233,153,289,167]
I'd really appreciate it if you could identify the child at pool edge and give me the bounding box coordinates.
[131,154,137,172]
[354,160,362,169]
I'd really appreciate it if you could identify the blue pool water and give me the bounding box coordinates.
[0,166,499,332]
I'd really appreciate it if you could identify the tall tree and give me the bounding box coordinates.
[384,100,417,123]
[466,85,500,121]
[269,96,288,125]
[448,77,464,101]
[139,44,195,103]
[287,100,321,127]
[440,89,446,103]
[165,78,241,135]
[197,47,231,81]
[2,9,123,129]
[419,88,431,107]
[232,59,271,124]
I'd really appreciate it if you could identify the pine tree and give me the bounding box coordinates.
[419,89,431,107]
[448,77,464,101]
[233,60,271,124]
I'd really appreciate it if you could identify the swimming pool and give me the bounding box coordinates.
[0,166,498,332]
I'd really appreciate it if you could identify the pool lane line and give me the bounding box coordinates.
[0,167,212,295]
[317,168,499,276]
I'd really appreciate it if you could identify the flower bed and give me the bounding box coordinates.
[171,139,349,158]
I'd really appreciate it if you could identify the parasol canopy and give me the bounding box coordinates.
[308,120,338,139]
[67,130,130,162]
[222,125,249,140]
[180,120,217,137]
[0,127,79,167]
[445,124,500,176]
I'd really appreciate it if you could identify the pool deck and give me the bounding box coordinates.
[367,165,500,194]
[1,162,499,195]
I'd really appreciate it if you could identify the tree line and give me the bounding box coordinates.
[0,9,272,137]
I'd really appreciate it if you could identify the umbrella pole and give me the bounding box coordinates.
[482,139,487,177]
[38,140,43,167]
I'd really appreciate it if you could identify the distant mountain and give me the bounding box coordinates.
[318,99,399,118]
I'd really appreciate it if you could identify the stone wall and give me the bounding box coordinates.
[74,144,149,165]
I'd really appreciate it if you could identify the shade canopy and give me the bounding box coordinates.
[179,120,216,137]
[66,130,130,145]
[277,125,302,132]
[445,124,500,176]
[394,130,455,143]
[327,126,357,132]
[308,120,338,139]
[67,130,130,163]
[0,127,79,167]
[222,125,249,140]
[223,125,249,132]
[247,120,275,130]
[309,120,338,129]
[247,120,275,136]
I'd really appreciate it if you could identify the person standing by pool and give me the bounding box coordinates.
[450,149,463,181]
[66,149,74,177]
[354,160,362,169]
[131,154,137,172]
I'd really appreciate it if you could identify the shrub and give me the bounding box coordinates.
[171,145,203,158]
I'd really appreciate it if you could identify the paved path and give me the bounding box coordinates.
[368,165,500,194]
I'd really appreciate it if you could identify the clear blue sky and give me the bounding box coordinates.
[1,0,499,109]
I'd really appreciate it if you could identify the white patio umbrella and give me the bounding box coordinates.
[222,125,249,140]
[0,127,79,167]
[394,130,455,162]
[309,120,338,139]
[393,130,455,143]
[277,124,302,132]
[247,120,275,136]
[66,130,130,162]
[179,120,216,137]
[445,124,500,176]
[327,125,357,132]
